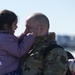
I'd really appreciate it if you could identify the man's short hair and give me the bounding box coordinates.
[32,13,50,29]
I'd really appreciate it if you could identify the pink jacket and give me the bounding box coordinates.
[0,33,35,74]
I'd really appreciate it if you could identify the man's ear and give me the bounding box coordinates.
[39,25,43,32]
[4,24,9,30]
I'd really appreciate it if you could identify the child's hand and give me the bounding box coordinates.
[24,29,36,37]
[27,32,36,37]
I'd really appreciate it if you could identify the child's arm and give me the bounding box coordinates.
[18,33,26,44]
[18,30,36,44]
[3,33,35,57]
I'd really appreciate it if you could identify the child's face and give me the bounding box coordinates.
[11,20,18,33]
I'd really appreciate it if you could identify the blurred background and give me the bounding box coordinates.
[56,35,75,57]
[0,0,75,57]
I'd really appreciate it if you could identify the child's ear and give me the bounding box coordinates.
[4,24,9,30]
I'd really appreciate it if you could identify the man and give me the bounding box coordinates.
[21,13,68,75]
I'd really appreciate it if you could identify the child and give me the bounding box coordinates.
[65,51,74,75]
[0,9,35,75]
[68,59,75,75]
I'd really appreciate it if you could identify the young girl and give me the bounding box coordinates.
[68,59,75,75]
[0,9,35,75]
[65,51,74,75]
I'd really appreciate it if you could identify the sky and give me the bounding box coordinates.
[0,0,75,36]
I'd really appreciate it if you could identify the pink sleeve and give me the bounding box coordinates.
[18,33,25,44]
[3,34,35,57]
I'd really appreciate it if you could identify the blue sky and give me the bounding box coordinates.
[0,0,75,36]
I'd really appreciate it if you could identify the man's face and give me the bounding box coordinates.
[25,18,40,36]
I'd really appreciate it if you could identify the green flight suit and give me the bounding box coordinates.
[21,34,68,75]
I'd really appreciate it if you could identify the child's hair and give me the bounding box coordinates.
[0,9,17,30]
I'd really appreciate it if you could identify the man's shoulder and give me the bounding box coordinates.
[43,44,67,58]
[43,44,68,75]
